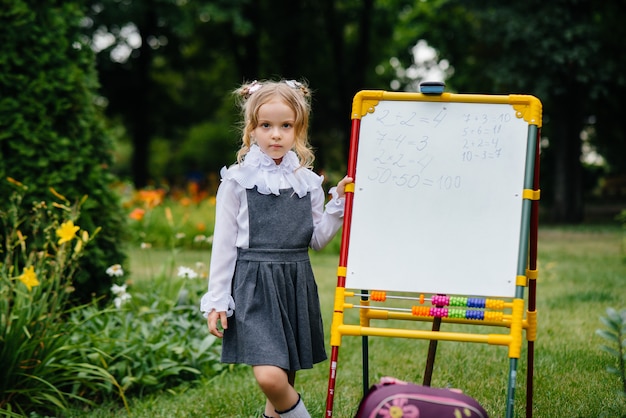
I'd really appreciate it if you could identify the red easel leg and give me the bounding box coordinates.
[326,346,340,417]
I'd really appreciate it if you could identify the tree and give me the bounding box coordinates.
[82,0,626,222]
[219,0,390,168]
[0,0,127,303]
[392,0,626,222]
[85,0,416,185]
[84,0,224,188]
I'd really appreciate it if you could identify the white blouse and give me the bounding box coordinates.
[199,145,346,317]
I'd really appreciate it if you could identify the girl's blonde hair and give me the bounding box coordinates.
[234,79,315,168]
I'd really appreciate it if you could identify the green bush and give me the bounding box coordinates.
[0,1,127,304]
[67,299,225,398]
[150,121,239,190]
[0,181,120,416]
[597,307,626,405]
[618,210,626,262]
[116,184,216,251]
[63,246,226,400]
[1,182,225,416]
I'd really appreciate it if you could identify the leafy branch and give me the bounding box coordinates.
[597,307,626,402]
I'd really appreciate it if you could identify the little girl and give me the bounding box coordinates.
[200,79,352,418]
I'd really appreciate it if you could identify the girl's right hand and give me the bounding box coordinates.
[207,309,228,338]
[336,175,354,199]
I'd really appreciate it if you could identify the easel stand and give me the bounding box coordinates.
[325,90,542,418]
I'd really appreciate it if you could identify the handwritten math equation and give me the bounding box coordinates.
[461,111,511,162]
[361,105,515,190]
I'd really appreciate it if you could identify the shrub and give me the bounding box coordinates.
[67,300,225,398]
[0,180,121,416]
[618,210,626,263]
[1,181,225,416]
[121,185,216,250]
[0,1,127,304]
[597,307,626,405]
[64,245,226,401]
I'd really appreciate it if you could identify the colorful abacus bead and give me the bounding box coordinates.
[484,311,504,321]
[466,310,485,320]
[371,291,386,302]
[430,307,448,317]
[467,298,486,308]
[412,306,430,317]
[431,294,450,307]
[449,308,465,319]
[449,296,468,307]
[485,298,505,310]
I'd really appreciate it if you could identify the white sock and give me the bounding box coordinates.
[276,395,310,418]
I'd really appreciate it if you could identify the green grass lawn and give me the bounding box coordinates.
[67,225,626,418]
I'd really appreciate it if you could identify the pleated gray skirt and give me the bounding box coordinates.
[222,248,327,371]
[221,188,327,371]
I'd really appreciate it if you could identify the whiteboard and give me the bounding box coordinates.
[344,99,530,297]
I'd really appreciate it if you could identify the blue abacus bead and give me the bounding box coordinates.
[466,310,481,320]
[468,298,486,308]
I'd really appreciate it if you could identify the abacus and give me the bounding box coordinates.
[325,89,542,418]
[352,291,510,322]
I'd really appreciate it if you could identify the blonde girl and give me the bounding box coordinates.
[201,79,352,418]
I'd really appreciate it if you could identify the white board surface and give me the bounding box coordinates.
[344,99,530,297]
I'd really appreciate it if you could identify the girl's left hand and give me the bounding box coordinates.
[336,175,354,198]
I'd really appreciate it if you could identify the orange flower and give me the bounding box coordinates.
[195,190,209,204]
[188,181,199,196]
[129,208,146,221]
[137,189,164,208]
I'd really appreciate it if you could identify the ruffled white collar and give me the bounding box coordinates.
[220,145,322,197]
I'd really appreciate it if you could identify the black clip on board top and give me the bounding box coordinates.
[419,81,445,95]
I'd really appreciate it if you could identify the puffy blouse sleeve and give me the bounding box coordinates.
[307,171,347,251]
[199,177,239,318]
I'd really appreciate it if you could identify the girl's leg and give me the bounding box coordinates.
[263,370,296,417]
[254,366,309,418]
[263,398,279,418]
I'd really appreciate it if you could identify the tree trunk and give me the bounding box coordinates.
[550,91,585,223]
[131,1,157,189]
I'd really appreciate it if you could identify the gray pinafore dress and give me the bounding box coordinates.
[221,187,327,371]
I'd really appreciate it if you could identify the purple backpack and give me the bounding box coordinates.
[355,377,489,418]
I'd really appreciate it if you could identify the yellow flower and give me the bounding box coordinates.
[165,207,174,227]
[74,229,89,254]
[19,266,40,291]
[56,220,80,245]
[7,177,26,188]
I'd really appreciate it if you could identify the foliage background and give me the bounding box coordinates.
[0,1,127,302]
[1,1,626,417]
[83,0,626,223]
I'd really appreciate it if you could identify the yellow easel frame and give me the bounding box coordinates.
[325,90,542,418]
